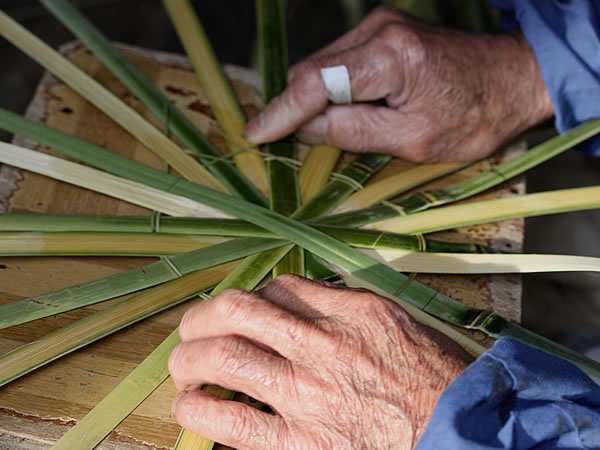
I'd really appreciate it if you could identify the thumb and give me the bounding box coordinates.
[297,104,404,154]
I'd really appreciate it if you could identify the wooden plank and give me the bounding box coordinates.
[0,41,523,448]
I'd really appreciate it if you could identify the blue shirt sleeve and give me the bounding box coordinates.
[488,0,600,156]
[416,337,600,449]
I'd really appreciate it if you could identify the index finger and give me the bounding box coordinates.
[244,42,398,144]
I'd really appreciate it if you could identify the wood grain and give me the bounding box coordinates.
[0,42,523,449]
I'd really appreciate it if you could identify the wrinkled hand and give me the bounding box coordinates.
[169,275,472,449]
[244,6,553,162]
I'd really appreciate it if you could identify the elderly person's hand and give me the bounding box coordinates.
[244,6,553,162]
[169,275,472,449]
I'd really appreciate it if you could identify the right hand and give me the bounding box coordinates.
[244,6,553,162]
[169,275,472,449]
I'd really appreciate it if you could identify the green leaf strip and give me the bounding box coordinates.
[316,119,600,227]
[0,237,283,329]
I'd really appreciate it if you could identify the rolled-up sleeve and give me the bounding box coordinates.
[416,337,600,448]
[489,0,600,156]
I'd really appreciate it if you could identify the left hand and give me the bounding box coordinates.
[169,274,472,449]
[243,7,553,162]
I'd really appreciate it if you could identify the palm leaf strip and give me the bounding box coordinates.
[0,227,501,255]
[3,186,593,246]
[2,186,596,329]
[0,237,284,330]
[334,161,468,213]
[369,186,600,233]
[365,249,600,274]
[0,109,236,213]
[51,328,179,449]
[0,142,231,219]
[0,11,226,192]
[257,0,304,277]
[161,0,269,196]
[317,118,600,227]
[39,0,267,206]
[299,144,341,202]
[293,153,391,219]
[0,262,238,388]
[0,231,227,256]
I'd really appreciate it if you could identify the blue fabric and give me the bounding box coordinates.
[489,0,600,156]
[417,338,600,449]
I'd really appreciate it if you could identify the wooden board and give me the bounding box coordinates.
[0,42,524,449]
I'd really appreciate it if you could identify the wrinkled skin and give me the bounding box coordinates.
[169,275,472,449]
[244,6,553,162]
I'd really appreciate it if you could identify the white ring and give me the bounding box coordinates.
[320,65,352,104]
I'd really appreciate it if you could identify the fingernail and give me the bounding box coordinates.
[171,391,186,416]
[243,112,265,143]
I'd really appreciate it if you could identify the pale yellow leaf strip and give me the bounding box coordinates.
[163,0,268,194]
[0,232,228,256]
[335,162,464,213]
[364,249,600,274]
[368,186,600,234]
[299,144,342,202]
[0,142,232,219]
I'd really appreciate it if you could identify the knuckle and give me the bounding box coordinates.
[406,141,438,163]
[346,291,397,321]
[168,344,186,378]
[287,60,324,106]
[177,392,200,416]
[214,288,255,322]
[368,296,398,321]
[366,5,397,24]
[308,322,344,353]
[269,273,307,291]
[272,272,303,284]
[375,22,405,44]
[288,57,318,82]
[369,294,415,327]
[228,407,256,444]
[330,114,372,152]
[176,393,210,430]
[291,318,320,347]
[295,58,320,79]
[209,336,243,372]
[287,63,300,83]
[178,306,201,340]
[374,22,425,64]
[351,291,382,313]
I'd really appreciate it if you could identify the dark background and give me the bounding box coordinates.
[1,0,599,353]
